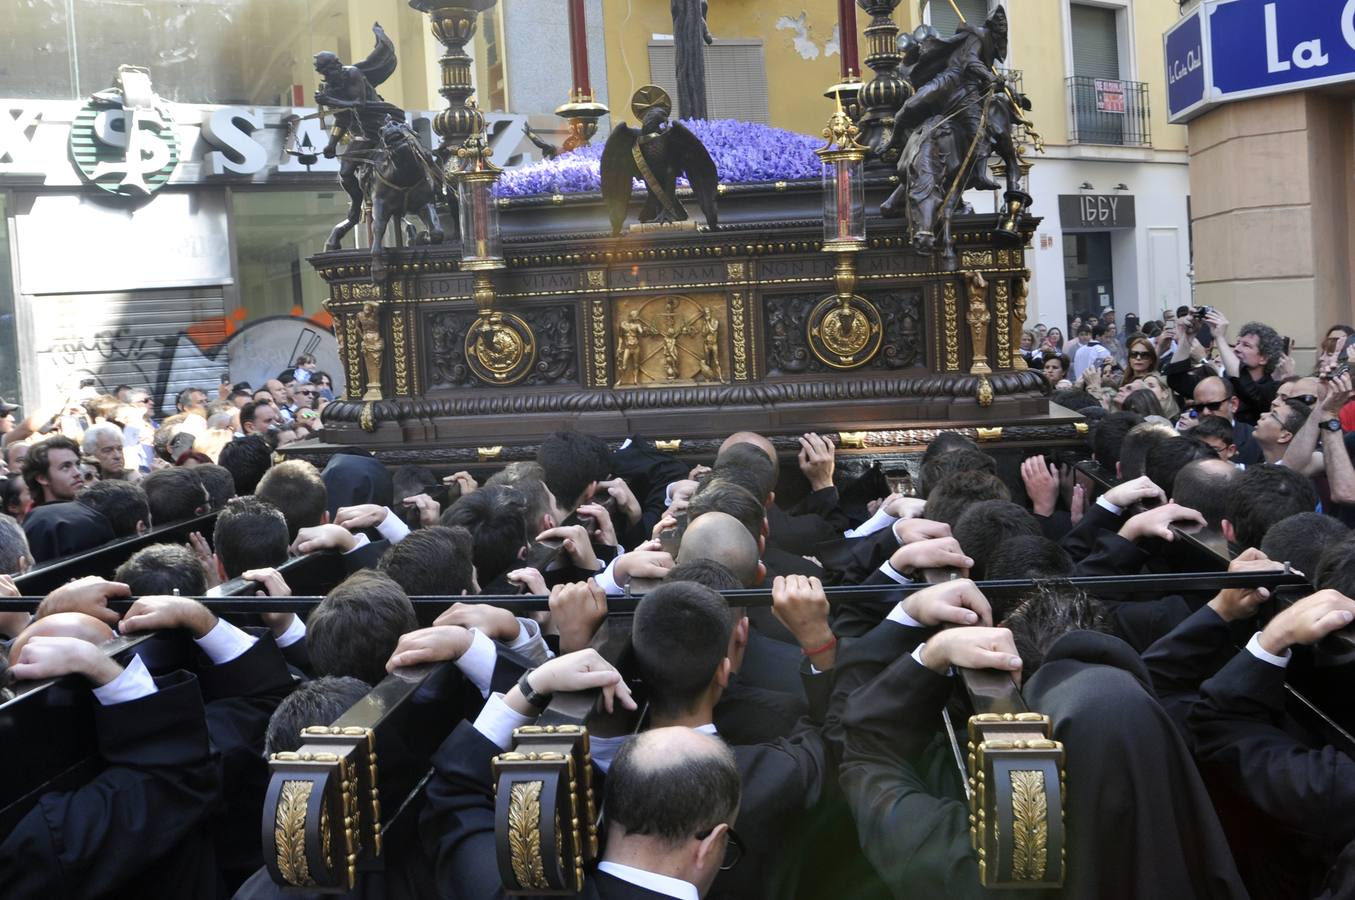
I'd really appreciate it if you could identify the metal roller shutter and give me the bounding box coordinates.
[1070,4,1120,78]
[647,40,770,124]
[928,0,991,36]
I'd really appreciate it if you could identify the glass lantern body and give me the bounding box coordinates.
[458,176,502,264]
[822,155,865,247]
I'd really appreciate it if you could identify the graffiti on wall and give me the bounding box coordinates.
[36,305,343,413]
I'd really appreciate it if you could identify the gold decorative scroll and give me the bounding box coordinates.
[727,262,745,281]
[590,298,608,386]
[943,282,960,371]
[1010,769,1049,881]
[391,306,410,396]
[731,292,748,381]
[961,250,994,268]
[508,781,551,890]
[994,280,1010,369]
[275,780,315,887]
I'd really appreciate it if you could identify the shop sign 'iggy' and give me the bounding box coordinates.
[68,65,180,198]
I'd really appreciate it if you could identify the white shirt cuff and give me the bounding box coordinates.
[455,628,498,698]
[1246,632,1291,668]
[342,532,371,554]
[505,617,553,664]
[375,510,411,545]
[194,618,257,665]
[593,559,624,596]
[877,559,911,585]
[887,602,925,628]
[92,655,157,706]
[844,506,898,539]
[472,692,536,750]
[1096,496,1124,516]
[663,481,677,507]
[910,642,952,675]
[276,614,307,648]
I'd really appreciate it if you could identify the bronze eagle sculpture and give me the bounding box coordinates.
[600,85,719,236]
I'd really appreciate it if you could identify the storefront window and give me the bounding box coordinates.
[2,0,342,105]
[231,188,349,322]
[0,194,19,403]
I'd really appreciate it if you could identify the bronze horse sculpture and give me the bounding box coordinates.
[324,117,448,282]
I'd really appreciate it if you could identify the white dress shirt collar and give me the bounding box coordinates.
[596,861,699,900]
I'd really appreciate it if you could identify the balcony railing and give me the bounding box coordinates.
[1066,75,1152,147]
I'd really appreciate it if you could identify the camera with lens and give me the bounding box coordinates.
[1192,306,1214,319]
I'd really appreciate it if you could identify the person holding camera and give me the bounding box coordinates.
[1168,307,1283,426]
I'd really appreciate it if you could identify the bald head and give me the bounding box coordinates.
[718,432,779,482]
[678,511,760,587]
[607,726,740,844]
[9,612,116,663]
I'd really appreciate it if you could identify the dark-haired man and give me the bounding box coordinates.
[421,648,739,900]
[1177,376,1263,465]
[21,435,85,506]
[621,579,832,900]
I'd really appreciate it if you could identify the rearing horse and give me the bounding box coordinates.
[325,118,447,282]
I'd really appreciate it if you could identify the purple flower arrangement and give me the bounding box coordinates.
[495,119,822,198]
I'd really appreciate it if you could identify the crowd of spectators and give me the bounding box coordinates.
[1,323,1354,899]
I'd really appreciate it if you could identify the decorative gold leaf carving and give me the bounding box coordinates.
[1010,769,1048,881]
[943,283,959,371]
[508,781,550,890]
[275,780,315,887]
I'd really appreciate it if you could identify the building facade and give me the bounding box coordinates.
[0,0,1193,413]
[1165,0,1355,369]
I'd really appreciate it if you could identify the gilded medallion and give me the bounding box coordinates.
[465,312,537,385]
[807,295,883,369]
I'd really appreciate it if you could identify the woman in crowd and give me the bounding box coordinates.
[1114,333,1179,418]
[1043,353,1071,387]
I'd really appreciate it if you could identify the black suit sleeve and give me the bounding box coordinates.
[343,537,389,573]
[839,653,984,900]
[419,721,512,900]
[0,672,220,899]
[1058,501,1126,562]
[1190,649,1355,840]
[1140,604,1238,741]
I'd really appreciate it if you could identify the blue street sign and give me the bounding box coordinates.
[1164,0,1355,124]
[1165,9,1208,121]
[1210,0,1355,98]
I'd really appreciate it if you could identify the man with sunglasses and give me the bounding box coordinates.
[1178,376,1263,466]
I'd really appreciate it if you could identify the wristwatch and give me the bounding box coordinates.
[517,668,553,710]
[1320,418,1343,433]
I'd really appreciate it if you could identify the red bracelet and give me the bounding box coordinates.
[801,634,838,657]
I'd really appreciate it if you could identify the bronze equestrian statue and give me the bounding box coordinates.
[314,23,448,281]
[879,7,1031,268]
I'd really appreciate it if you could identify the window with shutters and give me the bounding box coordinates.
[647,40,770,124]
[1065,3,1151,145]
[924,0,992,36]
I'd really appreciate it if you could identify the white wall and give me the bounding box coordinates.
[1020,153,1192,335]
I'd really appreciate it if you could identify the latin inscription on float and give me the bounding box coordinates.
[611,264,720,289]
[758,257,833,281]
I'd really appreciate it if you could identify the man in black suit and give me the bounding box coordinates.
[1190,589,1355,898]
[628,580,832,900]
[421,648,741,899]
[1,613,222,899]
